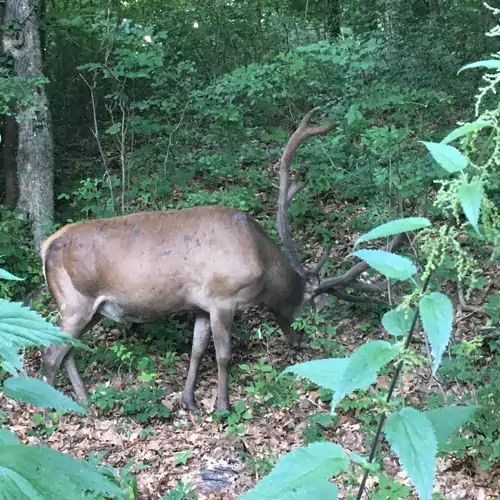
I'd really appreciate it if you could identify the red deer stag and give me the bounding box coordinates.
[41,107,386,412]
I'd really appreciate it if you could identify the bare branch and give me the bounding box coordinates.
[277,107,336,277]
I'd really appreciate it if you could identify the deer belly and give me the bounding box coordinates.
[95,294,196,323]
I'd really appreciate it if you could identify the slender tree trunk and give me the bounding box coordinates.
[325,0,341,39]
[2,0,54,249]
[2,113,19,208]
[384,0,404,48]
[0,0,18,208]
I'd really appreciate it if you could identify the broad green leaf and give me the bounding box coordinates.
[0,345,25,376]
[424,406,480,445]
[355,218,431,247]
[458,180,483,234]
[419,293,453,374]
[352,250,417,281]
[0,444,122,499]
[3,376,86,414]
[331,341,401,410]
[441,120,490,144]
[0,300,85,350]
[239,442,348,500]
[384,407,437,500]
[421,141,467,173]
[382,307,415,337]
[458,59,500,74]
[0,429,20,445]
[278,482,339,499]
[283,358,349,391]
[0,268,23,281]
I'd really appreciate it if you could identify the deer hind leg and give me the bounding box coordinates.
[210,307,235,412]
[43,301,99,405]
[181,313,211,411]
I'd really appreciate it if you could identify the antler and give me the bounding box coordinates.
[276,107,336,277]
[314,233,405,301]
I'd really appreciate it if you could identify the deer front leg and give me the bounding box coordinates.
[274,311,303,347]
[181,313,212,411]
[210,307,234,412]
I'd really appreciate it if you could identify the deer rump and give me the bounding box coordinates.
[41,205,305,411]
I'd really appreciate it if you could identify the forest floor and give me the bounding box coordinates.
[3,292,499,500]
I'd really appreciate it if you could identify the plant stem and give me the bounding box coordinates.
[355,271,433,500]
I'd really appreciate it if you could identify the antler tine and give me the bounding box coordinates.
[276,107,335,278]
[309,243,333,275]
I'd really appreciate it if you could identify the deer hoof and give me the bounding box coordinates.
[286,330,304,348]
[180,394,198,412]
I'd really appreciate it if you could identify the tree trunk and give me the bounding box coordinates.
[325,0,341,39]
[0,0,18,208]
[1,113,19,208]
[2,0,54,249]
[384,0,404,48]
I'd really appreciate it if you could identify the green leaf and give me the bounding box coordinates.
[355,218,431,247]
[174,450,192,466]
[384,408,437,500]
[104,122,121,135]
[3,376,86,414]
[421,141,467,173]
[275,482,339,499]
[0,268,24,281]
[352,250,417,281]
[0,429,20,445]
[382,307,415,337]
[0,345,25,376]
[0,443,122,499]
[346,105,362,126]
[419,293,453,374]
[441,121,490,144]
[239,442,348,500]
[331,341,401,410]
[424,406,480,445]
[458,59,500,74]
[458,180,483,234]
[283,358,349,392]
[0,300,84,350]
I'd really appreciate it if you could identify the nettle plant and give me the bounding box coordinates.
[0,268,125,498]
[241,11,500,500]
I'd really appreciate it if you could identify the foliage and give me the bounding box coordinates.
[0,67,48,116]
[433,340,500,470]
[0,207,42,300]
[162,480,197,500]
[212,399,253,435]
[90,384,171,422]
[0,268,126,498]
[243,10,500,497]
[2,0,499,497]
[238,357,299,408]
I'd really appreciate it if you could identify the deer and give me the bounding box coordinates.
[40,107,393,412]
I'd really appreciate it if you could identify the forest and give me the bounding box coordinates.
[0,0,499,498]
